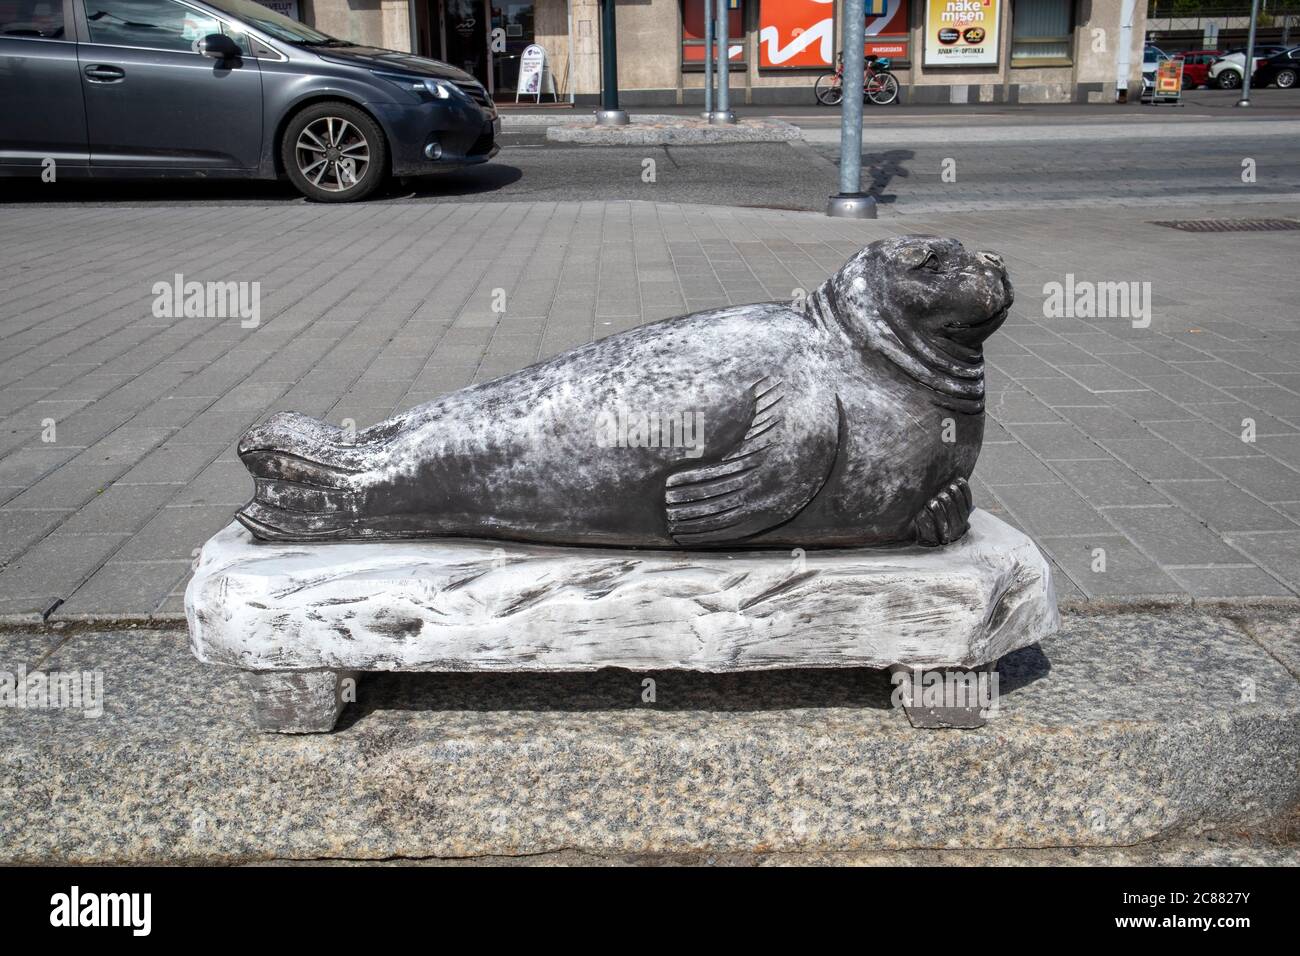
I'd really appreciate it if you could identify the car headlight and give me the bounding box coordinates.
[373,72,454,100]
[420,78,453,99]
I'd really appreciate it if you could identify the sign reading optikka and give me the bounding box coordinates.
[924,0,1000,67]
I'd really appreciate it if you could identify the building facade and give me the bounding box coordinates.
[286,0,1149,105]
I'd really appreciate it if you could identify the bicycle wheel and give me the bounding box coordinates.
[866,72,900,106]
[815,73,844,106]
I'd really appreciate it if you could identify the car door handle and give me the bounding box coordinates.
[84,65,125,82]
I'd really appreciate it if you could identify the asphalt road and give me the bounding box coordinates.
[2,91,1298,214]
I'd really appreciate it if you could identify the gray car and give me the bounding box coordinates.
[0,0,500,200]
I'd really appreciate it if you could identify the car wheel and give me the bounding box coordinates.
[1276,68,1297,89]
[1217,69,1242,90]
[282,102,388,203]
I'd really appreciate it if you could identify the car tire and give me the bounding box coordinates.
[1217,69,1242,90]
[1276,68,1297,89]
[282,102,388,203]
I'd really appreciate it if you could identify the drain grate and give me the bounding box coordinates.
[1150,218,1300,233]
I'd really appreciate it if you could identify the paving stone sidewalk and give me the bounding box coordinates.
[1,198,1298,620]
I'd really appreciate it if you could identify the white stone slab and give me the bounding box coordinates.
[186,510,1059,673]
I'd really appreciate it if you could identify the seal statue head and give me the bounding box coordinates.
[808,236,1013,414]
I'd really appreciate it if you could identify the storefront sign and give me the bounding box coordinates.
[924,0,1000,67]
[682,0,744,66]
[256,0,300,21]
[757,0,909,69]
[864,0,909,60]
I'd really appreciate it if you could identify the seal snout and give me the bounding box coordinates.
[976,248,1014,316]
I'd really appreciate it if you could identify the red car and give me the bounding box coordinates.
[1174,50,1226,89]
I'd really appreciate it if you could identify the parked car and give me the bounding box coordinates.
[1209,46,1288,89]
[1252,47,1300,89]
[0,0,500,201]
[1173,49,1225,89]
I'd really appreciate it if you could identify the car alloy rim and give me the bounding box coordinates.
[296,117,371,193]
[1280,71,1296,88]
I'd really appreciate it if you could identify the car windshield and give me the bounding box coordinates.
[200,0,345,44]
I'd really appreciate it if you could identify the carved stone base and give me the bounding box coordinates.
[187,509,1059,732]
[889,662,999,729]
[247,669,357,733]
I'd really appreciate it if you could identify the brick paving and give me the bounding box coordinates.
[1,198,1298,620]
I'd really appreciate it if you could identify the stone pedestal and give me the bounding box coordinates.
[186,509,1059,732]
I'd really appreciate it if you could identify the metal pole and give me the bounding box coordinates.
[827,0,876,217]
[596,0,629,125]
[702,0,715,119]
[566,0,576,105]
[708,0,735,123]
[1237,0,1260,107]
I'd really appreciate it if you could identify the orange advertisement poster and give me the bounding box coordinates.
[758,0,910,69]
[1156,59,1184,94]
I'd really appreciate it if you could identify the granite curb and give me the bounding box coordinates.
[544,117,803,146]
[2,609,1296,862]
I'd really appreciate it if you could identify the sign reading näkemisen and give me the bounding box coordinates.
[924,0,1000,67]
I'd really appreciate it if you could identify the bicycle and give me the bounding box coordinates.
[815,52,900,107]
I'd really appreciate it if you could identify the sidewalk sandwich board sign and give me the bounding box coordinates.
[1153,58,1183,103]
[516,43,555,103]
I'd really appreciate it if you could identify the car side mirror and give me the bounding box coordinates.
[198,33,241,61]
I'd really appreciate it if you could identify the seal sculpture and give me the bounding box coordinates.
[236,236,1012,548]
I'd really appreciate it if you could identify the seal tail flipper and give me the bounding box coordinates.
[236,411,372,540]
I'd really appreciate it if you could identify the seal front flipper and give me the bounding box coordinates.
[913,477,974,547]
[665,377,841,546]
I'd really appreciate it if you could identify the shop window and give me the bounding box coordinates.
[1011,0,1073,66]
[682,0,745,70]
